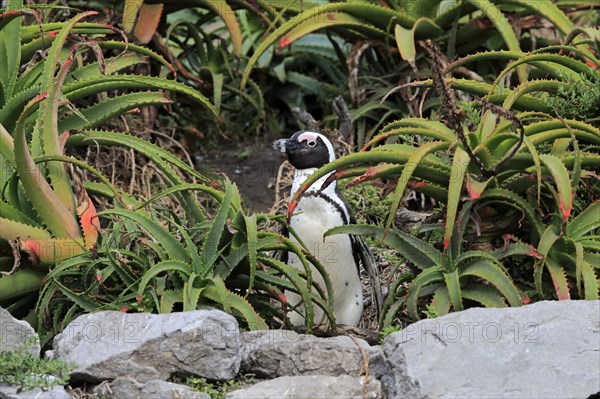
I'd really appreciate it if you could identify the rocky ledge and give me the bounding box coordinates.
[1,300,598,399]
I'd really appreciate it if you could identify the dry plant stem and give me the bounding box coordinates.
[311,324,380,345]
[350,335,370,396]
[425,40,492,179]
[291,107,320,132]
[153,33,209,88]
[333,95,353,144]
[1,240,22,276]
[348,41,371,106]
[477,100,526,174]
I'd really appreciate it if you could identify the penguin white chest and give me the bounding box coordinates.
[287,194,363,326]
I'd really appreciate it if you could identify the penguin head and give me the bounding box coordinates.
[273,131,336,170]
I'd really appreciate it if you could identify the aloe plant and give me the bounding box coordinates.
[287,35,599,323]
[36,178,336,344]
[239,0,578,90]
[0,6,214,317]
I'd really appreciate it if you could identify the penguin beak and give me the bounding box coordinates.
[273,138,289,153]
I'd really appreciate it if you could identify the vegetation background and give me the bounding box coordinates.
[0,1,598,384]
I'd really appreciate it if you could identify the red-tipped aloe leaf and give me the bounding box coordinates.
[14,95,81,239]
[444,147,470,250]
[545,257,571,300]
[539,154,572,222]
[133,3,162,44]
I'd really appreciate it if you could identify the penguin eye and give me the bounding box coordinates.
[307,140,317,148]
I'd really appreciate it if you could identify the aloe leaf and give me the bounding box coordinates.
[182,273,204,312]
[35,11,96,143]
[430,285,451,316]
[137,183,229,215]
[244,214,258,298]
[122,0,143,33]
[20,238,86,266]
[444,269,463,312]
[580,255,599,300]
[62,74,216,117]
[0,4,24,104]
[406,267,444,319]
[461,286,507,308]
[545,257,571,300]
[280,13,386,51]
[535,224,560,296]
[412,78,553,113]
[20,22,110,42]
[14,95,81,239]
[573,241,585,297]
[257,255,317,331]
[464,0,525,82]
[480,189,544,242]
[201,0,242,56]
[394,18,443,68]
[158,289,180,314]
[58,91,173,132]
[372,118,456,143]
[503,0,573,35]
[461,260,522,307]
[203,277,268,330]
[0,216,50,241]
[0,200,38,227]
[386,141,450,230]
[444,147,470,251]
[20,27,112,63]
[137,259,192,300]
[214,235,281,279]
[200,180,234,277]
[493,54,594,94]
[240,2,414,90]
[492,242,540,260]
[68,130,210,223]
[100,209,189,262]
[326,224,442,269]
[568,201,600,239]
[205,274,231,314]
[539,154,572,222]
[67,130,213,185]
[36,49,78,214]
[67,53,149,81]
[0,269,45,303]
[0,123,14,165]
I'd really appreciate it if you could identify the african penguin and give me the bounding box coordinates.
[274,131,367,327]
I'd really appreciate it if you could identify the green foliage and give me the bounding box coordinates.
[545,73,600,125]
[0,7,215,319]
[291,37,600,326]
[340,181,393,225]
[379,325,401,343]
[171,375,255,399]
[0,338,75,393]
[36,179,335,345]
[1,6,331,342]
[3,0,599,339]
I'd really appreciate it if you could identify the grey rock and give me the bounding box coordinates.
[240,330,386,378]
[0,307,40,357]
[53,309,241,383]
[225,375,382,399]
[382,300,600,398]
[93,377,211,399]
[0,376,69,399]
